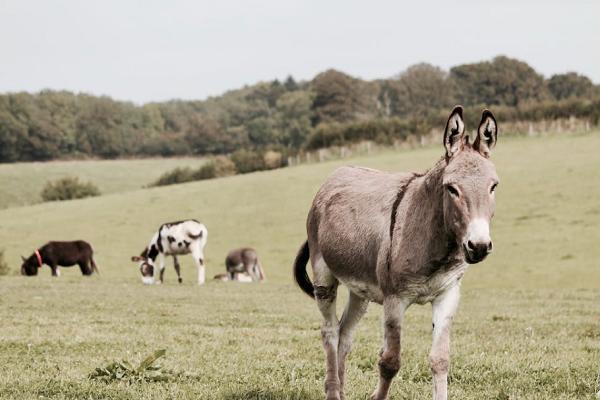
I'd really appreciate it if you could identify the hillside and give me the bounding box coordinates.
[0,131,598,288]
[0,157,205,209]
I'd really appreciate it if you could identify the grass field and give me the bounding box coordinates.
[0,157,205,209]
[0,132,599,399]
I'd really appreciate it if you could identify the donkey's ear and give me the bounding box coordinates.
[21,255,26,262]
[474,109,497,158]
[443,105,465,158]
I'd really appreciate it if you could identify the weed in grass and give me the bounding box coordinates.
[88,349,183,384]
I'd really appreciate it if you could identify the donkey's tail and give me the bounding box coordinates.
[293,241,314,299]
[90,256,99,275]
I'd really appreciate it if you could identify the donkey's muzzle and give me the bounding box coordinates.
[464,240,492,263]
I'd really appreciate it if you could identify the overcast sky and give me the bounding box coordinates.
[1,0,599,104]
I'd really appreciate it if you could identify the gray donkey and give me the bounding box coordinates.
[294,106,499,400]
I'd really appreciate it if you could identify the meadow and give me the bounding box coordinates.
[0,157,205,209]
[0,131,599,399]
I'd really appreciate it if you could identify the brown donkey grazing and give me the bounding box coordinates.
[294,106,499,400]
[21,240,99,277]
[225,248,265,282]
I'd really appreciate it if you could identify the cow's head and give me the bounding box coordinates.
[21,255,39,276]
[131,250,155,285]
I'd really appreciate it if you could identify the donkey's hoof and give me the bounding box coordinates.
[178,278,183,284]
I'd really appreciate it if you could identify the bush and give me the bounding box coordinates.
[192,156,237,180]
[263,151,283,170]
[41,177,101,201]
[151,157,238,187]
[212,156,237,177]
[0,249,9,276]
[230,149,266,174]
[151,167,195,186]
[192,163,216,180]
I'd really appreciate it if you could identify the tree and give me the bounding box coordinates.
[284,75,298,91]
[274,91,313,148]
[184,115,227,154]
[385,63,457,117]
[547,72,594,100]
[310,69,366,125]
[450,56,549,106]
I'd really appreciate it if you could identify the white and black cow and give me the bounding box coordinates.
[131,219,208,285]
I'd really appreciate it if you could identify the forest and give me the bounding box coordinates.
[0,55,598,162]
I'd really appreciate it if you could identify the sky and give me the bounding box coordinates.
[1,0,599,104]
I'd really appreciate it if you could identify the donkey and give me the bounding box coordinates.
[225,248,265,282]
[131,219,208,285]
[21,240,99,277]
[293,106,499,400]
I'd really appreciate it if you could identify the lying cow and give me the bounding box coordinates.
[131,219,208,285]
[21,240,99,276]
[224,248,265,282]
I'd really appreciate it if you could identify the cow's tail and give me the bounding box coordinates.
[188,230,204,240]
[293,241,314,299]
[90,255,99,275]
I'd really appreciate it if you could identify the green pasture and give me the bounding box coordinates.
[0,132,598,399]
[0,157,204,209]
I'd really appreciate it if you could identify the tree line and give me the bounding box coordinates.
[1,56,598,162]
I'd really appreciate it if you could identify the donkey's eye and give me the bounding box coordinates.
[446,185,459,197]
[490,183,498,194]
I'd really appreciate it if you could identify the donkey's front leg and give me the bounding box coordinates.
[370,296,408,400]
[430,284,460,400]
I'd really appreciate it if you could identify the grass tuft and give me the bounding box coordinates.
[88,349,182,384]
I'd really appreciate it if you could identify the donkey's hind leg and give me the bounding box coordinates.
[338,291,369,399]
[312,255,341,400]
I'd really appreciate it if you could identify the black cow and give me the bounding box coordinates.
[21,240,99,277]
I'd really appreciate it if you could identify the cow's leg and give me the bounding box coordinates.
[173,256,182,284]
[430,284,460,400]
[78,261,91,275]
[159,265,165,283]
[156,254,165,284]
[338,291,369,399]
[313,256,341,400]
[50,264,59,277]
[370,296,408,400]
[191,247,205,285]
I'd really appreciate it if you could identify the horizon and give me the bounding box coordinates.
[1,0,599,104]
[0,53,596,106]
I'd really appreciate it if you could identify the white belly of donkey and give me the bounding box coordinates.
[339,277,385,304]
[339,263,469,305]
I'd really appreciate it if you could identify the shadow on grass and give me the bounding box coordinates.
[222,388,321,400]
